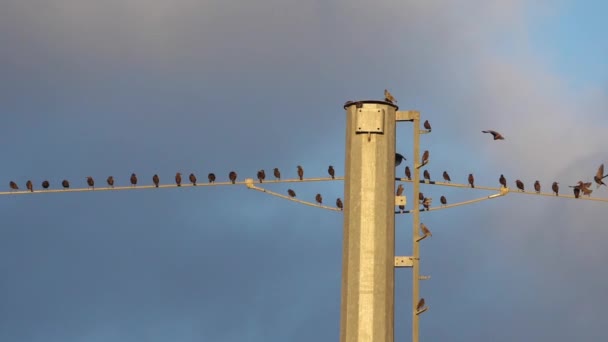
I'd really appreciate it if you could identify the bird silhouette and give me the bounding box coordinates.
[107,176,115,188]
[442,171,451,183]
[552,182,559,196]
[515,180,524,192]
[273,168,281,180]
[423,120,431,131]
[416,298,425,311]
[419,192,425,202]
[328,165,335,179]
[175,172,182,186]
[396,184,404,196]
[9,181,18,191]
[208,173,216,183]
[405,166,411,180]
[594,164,607,188]
[130,173,137,187]
[384,89,397,103]
[395,153,406,167]
[421,150,429,165]
[422,197,431,210]
[26,180,33,192]
[440,196,447,206]
[297,166,304,180]
[499,174,507,188]
[153,174,160,187]
[86,176,95,189]
[423,170,431,181]
[468,174,475,188]
[62,180,70,189]
[257,170,265,183]
[534,181,541,194]
[482,130,505,140]
[336,198,343,210]
[574,187,580,198]
[287,189,296,198]
[42,180,50,189]
[229,171,237,184]
[420,223,432,237]
[315,193,323,204]
[189,173,197,186]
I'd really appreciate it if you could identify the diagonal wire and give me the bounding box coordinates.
[245,180,343,212]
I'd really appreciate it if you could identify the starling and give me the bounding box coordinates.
[130,173,137,187]
[416,298,426,311]
[423,120,431,131]
[42,180,50,189]
[442,171,451,183]
[208,173,216,183]
[405,166,411,180]
[62,180,70,189]
[515,180,524,192]
[395,153,406,167]
[398,204,405,212]
[189,173,197,186]
[175,172,182,186]
[107,176,115,188]
[499,174,507,188]
[440,195,447,206]
[396,184,404,196]
[257,170,265,183]
[574,187,580,198]
[328,165,335,179]
[86,176,95,189]
[297,165,304,180]
[273,168,281,180]
[384,89,397,103]
[26,180,33,192]
[423,170,431,181]
[482,130,505,140]
[420,223,432,237]
[9,181,18,190]
[229,171,237,184]
[468,174,475,188]
[336,198,343,210]
[422,197,431,210]
[315,193,323,204]
[419,192,425,202]
[552,182,559,196]
[421,150,429,165]
[534,180,541,194]
[153,174,160,187]
[287,189,296,198]
[594,164,607,188]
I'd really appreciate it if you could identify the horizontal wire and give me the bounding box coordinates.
[247,183,343,212]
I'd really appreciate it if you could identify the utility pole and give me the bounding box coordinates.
[340,100,398,342]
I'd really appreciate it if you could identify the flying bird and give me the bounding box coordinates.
[287,189,296,198]
[315,193,323,204]
[62,180,70,189]
[42,180,50,189]
[328,165,335,179]
[405,166,411,180]
[594,164,607,188]
[26,180,33,192]
[421,150,429,165]
[499,174,507,188]
[442,171,451,183]
[9,181,18,190]
[336,198,343,210]
[384,89,397,103]
[423,120,431,131]
[229,171,237,184]
[534,180,541,194]
[423,170,431,181]
[482,130,505,140]
[552,182,559,196]
[416,298,426,311]
[395,153,406,167]
[420,223,432,237]
[257,170,265,183]
[273,168,281,180]
[153,174,160,187]
[208,173,216,183]
[297,165,304,180]
[468,174,475,188]
[86,176,95,189]
[130,173,137,187]
[175,172,182,186]
[396,184,404,196]
[440,196,447,206]
[107,176,115,188]
[515,180,524,192]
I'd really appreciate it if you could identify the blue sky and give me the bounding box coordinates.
[1,1,608,341]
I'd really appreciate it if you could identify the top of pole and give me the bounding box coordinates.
[344,100,399,110]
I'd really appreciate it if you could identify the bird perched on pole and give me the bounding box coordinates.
[86,176,95,189]
[468,174,475,188]
[26,180,33,192]
[416,298,426,312]
[257,170,265,183]
[107,176,115,188]
[594,164,608,188]
[328,165,335,179]
[384,89,397,104]
[273,168,281,180]
[229,171,237,184]
[297,165,304,180]
[499,174,507,188]
[130,173,137,187]
[534,181,541,194]
[442,171,451,183]
[395,153,406,167]
[423,120,431,131]
[153,174,160,187]
[405,166,411,180]
[482,130,505,140]
[175,172,182,186]
[396,184,404,196]
[189,173,197,186]
[421,150,429,166]
[515,180,524,192]
[552,182,559,196]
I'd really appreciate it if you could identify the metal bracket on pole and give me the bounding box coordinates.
[394,256,415,268]
[245,178,254,188]
[395,195,406,207]
[396,110,419,122]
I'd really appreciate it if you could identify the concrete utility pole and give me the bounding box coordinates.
[340,101,398,342]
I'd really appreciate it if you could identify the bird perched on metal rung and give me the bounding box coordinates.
[395,153,406,167]
[420,223,432,238]
[273,168,281,180]
[62,180,70,189]
[153,174,160,188]
[482,130,505,140]
[423,170,431,182]
[42,180,50,189]
[416,298,426,312]
[534,180,541,194]
[287,189,296,198]
[208,173,216,183]
[423,120,431,131]
[384,89,397,104]
[418,192,424,202]
[175,172,182,186]
[336,198,343,210]
[26,180,33,192]
[328,165,335,179]
[405,166,411,180]
[442,171,451,183]
[421,150,429,166]
[515,180,524,192]
[86,176,95,189]
[552,182,559,196]
[468,174,475,188]
[594,164,608,188]
[499,174,507,188]
[107,176,115,188]
[297,166,304,180]
[257,170,265,183]
[229,171,237,184]
[315,193,323,204]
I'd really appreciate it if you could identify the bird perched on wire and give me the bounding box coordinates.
[328,165,335,179]
[273,168,281,180]
[423,170,431,181]
[468,174,475,188]
[422,197,432,210]
[534,181,541,194]
[315,193,323,204]
[107,176,115,188]
[229,171,237,184]
[208,173,216,183]
[153,174,160,188]
[336,198,343,210]
[552,182,559,196]
[384,89,397,104]
[440,196,447,207]
[26,180,33,192]
[86,176,95,189]
[420,223,432,238]
[42,180,50,189]
[130,173,137,187]
[594,163,608,188]
[189,173,197,186]
[423,120,431,131]
[175,172,182,186]
[515,180,524,192]
[62,180,70,189]
[287,189,296,198]
[442,171,451,183]
[499,174,507,188]
[419,192,425,202]
[395,153,406,167]
[396,184,404,196]
[257,170,265,183]
[405,166,411,180]
[9,181,18,191]
[297,165,304,180]
[482,130,505,140]
[421,150,429,166]
[573,187,580,198]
